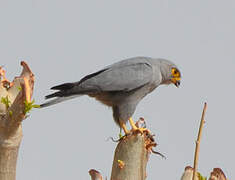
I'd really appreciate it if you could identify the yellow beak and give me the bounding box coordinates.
[171,78,181,87]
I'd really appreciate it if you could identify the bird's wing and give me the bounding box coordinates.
[79,62,153,92]
[40,61,154,108]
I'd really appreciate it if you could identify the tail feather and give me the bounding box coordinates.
[41,82,85,108]
[40,95,81,108]
[46,82,77,99]
[45,91,64,99]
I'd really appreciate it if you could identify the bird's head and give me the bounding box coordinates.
[159,59,181,87]
[170,67,181,87]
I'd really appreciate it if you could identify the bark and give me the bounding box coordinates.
[181,166,228,180]
[89,169,104,180]
[181,166,199,180]
[209,168,227,180]
[110,131,156,180]
[0,62,34,180]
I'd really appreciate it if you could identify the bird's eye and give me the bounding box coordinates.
[171,68,180,78]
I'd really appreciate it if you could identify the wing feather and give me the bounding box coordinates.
[79,62,153,92]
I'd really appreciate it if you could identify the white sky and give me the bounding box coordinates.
[0,0,234,179]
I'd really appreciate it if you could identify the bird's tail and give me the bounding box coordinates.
[40,82,81,108]
[40,95,82,108]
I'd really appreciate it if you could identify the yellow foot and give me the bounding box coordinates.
[129,117,151,134]
[120,117,151,136]
[120,122,130,135]
[132,127,150,134]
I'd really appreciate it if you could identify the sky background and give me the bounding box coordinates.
[0,0,234,179]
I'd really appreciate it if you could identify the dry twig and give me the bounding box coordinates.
[192,103,207,180]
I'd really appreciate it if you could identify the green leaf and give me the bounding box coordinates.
[24,99,40,115]
[198,172,207,180]
[17,86,22,91]
[119,133,123,139]
[9,110,13,117]
[1,96,11,109]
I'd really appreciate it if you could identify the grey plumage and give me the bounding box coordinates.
[41,56,181,126]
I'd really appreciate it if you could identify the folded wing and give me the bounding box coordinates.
[79,62,153,92]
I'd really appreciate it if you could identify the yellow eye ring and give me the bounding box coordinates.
[171,68,177,75]
[171,68,181,79]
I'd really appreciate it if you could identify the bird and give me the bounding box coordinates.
[40,56,181,134]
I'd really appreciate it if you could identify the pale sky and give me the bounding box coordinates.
[0,0,234,179]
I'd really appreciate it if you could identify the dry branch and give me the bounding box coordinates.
[89,169,104,180]
[0,61,34,180]
[192,103,207,180]
[181,166,228,180]
[110,127,157,180]
[209,168,227,180]
[181,166,199,180]
[181,103,229,180]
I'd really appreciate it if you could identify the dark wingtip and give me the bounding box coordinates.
[51,83,75,90]
[45,92,61,99]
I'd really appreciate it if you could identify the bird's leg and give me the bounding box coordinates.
[129,117,149,134]
[120,122,129,135]
[129,117,138,130]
